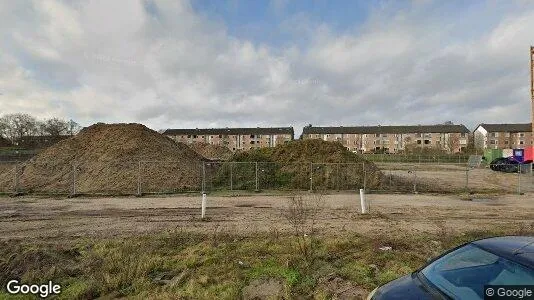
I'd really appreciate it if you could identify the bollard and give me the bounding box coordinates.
[360,189,367,214]
[201,193,207,219]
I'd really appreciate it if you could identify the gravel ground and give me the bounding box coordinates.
[1,192,533,240]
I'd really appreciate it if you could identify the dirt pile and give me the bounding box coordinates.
[187,142,232,161]
[212,139,383,190]
[0,123,204,194]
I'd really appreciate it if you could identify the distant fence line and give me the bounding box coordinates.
[361,154,472,164]
[0,160,532,196]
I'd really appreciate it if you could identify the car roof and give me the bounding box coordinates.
[472,236,534,269]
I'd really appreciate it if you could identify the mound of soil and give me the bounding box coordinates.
[0,123,204,194]
[214,139,383,190]
[187,142,232,161]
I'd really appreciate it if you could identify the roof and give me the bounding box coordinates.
[302,124,470,135]
[163,127,294,136]
[472,236,534,269]
[475,123,532,133]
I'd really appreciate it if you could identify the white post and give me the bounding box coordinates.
[360,188,367,214]
[201,193,207,219]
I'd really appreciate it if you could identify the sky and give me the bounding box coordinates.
[1,0,534,136]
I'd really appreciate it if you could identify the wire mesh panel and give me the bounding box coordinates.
[16,160,72,195]
[311,163,368,191]
[140,161,202,194]
[0,161,17,194]
[75,161,138,195]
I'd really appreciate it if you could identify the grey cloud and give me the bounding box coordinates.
[0,0,533,134]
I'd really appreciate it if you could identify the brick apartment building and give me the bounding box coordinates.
[163,127,294,151]
[473,123,533,149]
[301,124,470,153]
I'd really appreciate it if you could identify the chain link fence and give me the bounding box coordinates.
[0,160,533,196]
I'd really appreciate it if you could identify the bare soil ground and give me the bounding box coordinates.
[1,192,533,240]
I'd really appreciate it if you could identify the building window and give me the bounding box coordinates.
[519,133,525,137]
[218,135,222,138]
[520,141,524,145]
[490,133,496,137]
[460,133,466,137]
[504,140,509,145]
[417,140,422,144]
[490,140,496,144]
[250,141,255,144]
[187,135,191,138]
[424,140,431,144]
[250,134,255,138]
[375,134,380,137]
[193,135,197,138]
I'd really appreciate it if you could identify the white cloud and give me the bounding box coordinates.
[0,0,533,135]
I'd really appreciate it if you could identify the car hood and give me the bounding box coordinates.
[373,273,437,300]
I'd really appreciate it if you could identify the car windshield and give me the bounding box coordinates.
[420,244,534,299]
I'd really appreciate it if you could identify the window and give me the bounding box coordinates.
[460,133,466,137]
[490,140,496,144]
[193,135,197,138]
[490,133,496,137]
[504,140,509,145]
[424,140,431,144]
[250,134,255,138]
[250,141,255,144]
[421,244,534,299]
[519,133,525,137]
[375,134,380,137]
[417,140,422,144]
[187,135,191,138]
[218,135,222,138]
[520,141,524,145]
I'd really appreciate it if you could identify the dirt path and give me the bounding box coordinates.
[1,193,533,240]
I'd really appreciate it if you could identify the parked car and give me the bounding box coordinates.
[489,157,519,173]
[367,236,534,299]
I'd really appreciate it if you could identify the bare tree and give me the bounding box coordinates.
[283,194,324,265]
[67,119,82,136]
[446,133,460,153]
[0,113,39,143]
[41,118,69,136]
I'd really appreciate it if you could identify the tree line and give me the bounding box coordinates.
[0,113,81,144]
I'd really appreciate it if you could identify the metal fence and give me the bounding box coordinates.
[0,160,533,196]
[362,154,472,164]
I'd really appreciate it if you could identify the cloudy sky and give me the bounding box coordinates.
[1,0,533,135]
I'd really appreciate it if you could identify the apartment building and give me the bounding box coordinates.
[473,123,533,149]
[163,127,294,151]
[301,124,470,153]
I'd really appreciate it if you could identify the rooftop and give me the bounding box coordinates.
[163,127,294,136]
[302,124,470,135]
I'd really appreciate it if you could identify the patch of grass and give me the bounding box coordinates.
[1,226,533,299]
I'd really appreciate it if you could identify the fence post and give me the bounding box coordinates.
[71,163,77,196]
[465,167,469,192]
[202,162,206,193]
[309,162,313,192]
[230,162,233,191]
[137,161,142,196]
[201,193,207,219]
[13,162,19,195]
[256,162,260,192]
